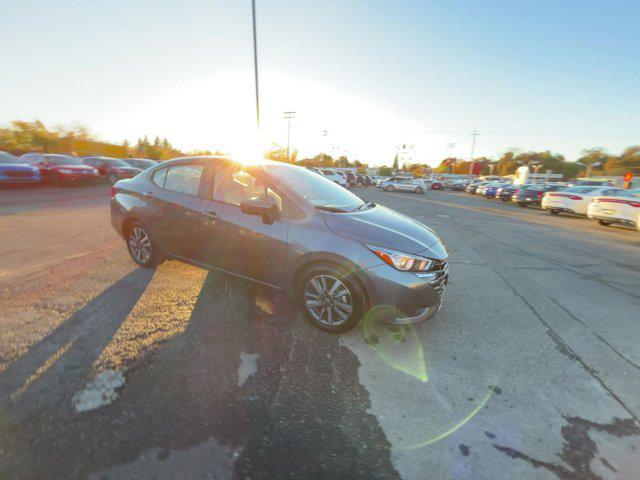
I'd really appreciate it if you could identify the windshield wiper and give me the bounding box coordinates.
[314,205,348,213]
[353,201,376,212]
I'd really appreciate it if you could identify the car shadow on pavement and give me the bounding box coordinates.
[0,269,400,480]
[0,267,155,421]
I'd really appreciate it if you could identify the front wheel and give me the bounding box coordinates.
[598,219,611,226]
[550,209,560,215]
[518,202,527,207]
[299,263,365,333]
[414,187,424,194]
[385,185,395,192]
[126,222,159,268]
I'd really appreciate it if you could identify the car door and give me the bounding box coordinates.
[149,162,205,260]
[198,160,289,287]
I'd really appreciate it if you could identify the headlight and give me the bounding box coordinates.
[366,245,433,272]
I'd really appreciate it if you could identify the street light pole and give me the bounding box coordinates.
[251,0,260,129]
[283,111,296,163]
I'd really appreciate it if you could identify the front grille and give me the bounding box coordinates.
[428,261,448,298]
[5,171,34,178]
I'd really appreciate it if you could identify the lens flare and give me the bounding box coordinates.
[363,305,428,382]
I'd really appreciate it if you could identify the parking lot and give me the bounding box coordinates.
[1,185,639,479]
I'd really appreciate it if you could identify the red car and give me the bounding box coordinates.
[430,181,445,190]
[83,156,143,184]
[19,153,100,185]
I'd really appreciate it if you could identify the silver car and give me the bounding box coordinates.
[378,177,425,194]
[111,157,448,333]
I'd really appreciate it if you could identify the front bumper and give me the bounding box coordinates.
[0,175,41,184]
[364,261,449,325]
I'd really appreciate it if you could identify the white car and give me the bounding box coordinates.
[541,185,624,215]
[318,169,349,188]
[587,188,640,230]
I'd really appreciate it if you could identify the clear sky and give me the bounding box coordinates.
[1,0,638,166]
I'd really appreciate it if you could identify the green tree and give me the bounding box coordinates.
[604,146,640,174]
[392,154,399,170]
[378,166,393,176]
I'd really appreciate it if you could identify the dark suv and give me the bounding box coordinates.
[83,156,142,184]
[110,156,449,333]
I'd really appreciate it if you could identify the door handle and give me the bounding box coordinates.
[201,211,218,220]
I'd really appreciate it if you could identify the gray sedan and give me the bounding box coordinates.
[378,177,425,194]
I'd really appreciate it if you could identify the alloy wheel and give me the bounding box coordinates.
[304,275,353,327]
[128,227,151,264]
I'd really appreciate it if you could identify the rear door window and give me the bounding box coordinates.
[164,164,203,196]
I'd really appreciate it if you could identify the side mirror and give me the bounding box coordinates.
[240,197,276,224]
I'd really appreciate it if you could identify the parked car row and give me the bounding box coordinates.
[306,167,374,189]
[0,151,157,187]
[457,178,640,232]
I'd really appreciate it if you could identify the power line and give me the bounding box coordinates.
[251,0,260,129]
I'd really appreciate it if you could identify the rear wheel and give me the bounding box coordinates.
[126,221,158,268]
[550,209,560,215]
[299,263,365,333]
[598,219,611,226]
[414,186,424,194]
[518,202,527,207]
[385,185,394,192]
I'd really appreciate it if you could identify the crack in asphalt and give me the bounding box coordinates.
[546,295,640,372]
[491,266,639,423]
[493,415,640,480]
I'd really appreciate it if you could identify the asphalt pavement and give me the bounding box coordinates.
[1,185,639,480]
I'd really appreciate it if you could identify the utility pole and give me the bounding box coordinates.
[468,130,480,180]
[447,143,457,175]
[283,111,296,163]
[251,0,260,129]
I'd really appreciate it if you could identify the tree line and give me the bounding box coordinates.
[436,147,640,177]
[0,120,213,160]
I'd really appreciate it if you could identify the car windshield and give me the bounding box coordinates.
[44,155,84,165]
[103,158,130,167]
[127,159,154,168]
[565,186,599,193]
[0,152,19,163]
[261,163,365,212]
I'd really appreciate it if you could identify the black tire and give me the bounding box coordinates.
[125,221,160,268]
[598,219,611,226]
[298,262,366,333]
[550,209,560,215]
[385,185,394,192]
[414,187,424,194]
[501,197,507,202]
[518,202,527,208]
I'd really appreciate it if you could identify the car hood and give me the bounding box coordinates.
[323,205,447,259]
[0,163,38,172]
